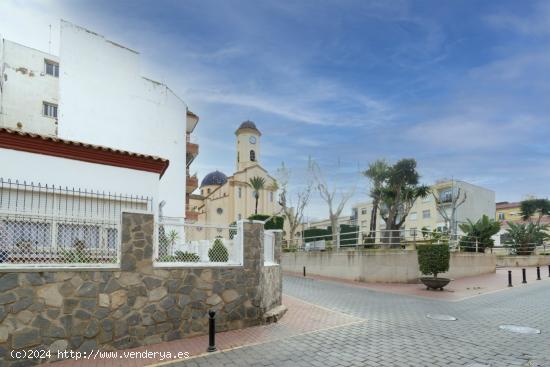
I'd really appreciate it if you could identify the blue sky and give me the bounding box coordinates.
[2,0,549,219]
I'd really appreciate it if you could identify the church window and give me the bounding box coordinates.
[237,152,239,162]
[207,188,211,194]
[250,150,256,161]
[238,187,242,198]
[270,191,273,202]
[217,208,223,215]
[238,214,242,220]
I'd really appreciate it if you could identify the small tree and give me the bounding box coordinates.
[367,159,430,248]
[417,244,450,278]
[276,162,312,248]
[458,215,500,252]
[248,176,266,215]
[310,159,355,249]
[208,237,229,262]
[505,222,549,255]
[432,180,467,235]
[362,159,388,241]
[520,198,550,224]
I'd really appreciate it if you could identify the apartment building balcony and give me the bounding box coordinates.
[185,205,199,222]
[186,142,199,167]
[186,174,198,193]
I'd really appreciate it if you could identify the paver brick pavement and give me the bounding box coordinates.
[165,273,550,367]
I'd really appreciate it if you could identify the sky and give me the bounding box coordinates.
[1,0,549,220]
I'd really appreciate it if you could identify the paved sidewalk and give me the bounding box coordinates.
[164,274,550,367]
[45,295,361,367]
[286,266,550,301]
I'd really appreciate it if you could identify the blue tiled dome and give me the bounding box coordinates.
[200,170,227,187]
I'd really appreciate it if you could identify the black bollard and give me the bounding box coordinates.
[537,266,541,280]
[303,266,306,277]
[207,310,216,352]
[522,268,527,284]
[508,270,513,287]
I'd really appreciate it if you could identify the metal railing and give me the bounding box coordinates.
[0,178,152,268]
[155,217,243,267]
[282,228,549,255]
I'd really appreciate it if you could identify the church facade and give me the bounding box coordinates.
[188,121,281,227]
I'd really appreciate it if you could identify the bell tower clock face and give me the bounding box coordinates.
[249,136,257,144]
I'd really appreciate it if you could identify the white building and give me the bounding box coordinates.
[351,179,496,238]
[0,37,59,136]
[0,21,196,217]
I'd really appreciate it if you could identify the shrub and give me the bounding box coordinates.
[208,237,229,262]
[174,251,200,262]
[417,244,450,278]
[247,214,284,230]
[458,215,500,252]
[303,228,331,243]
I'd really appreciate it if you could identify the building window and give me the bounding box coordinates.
[270,191,273,202]
[217,208,223,215]
[238,187,242,198]
[237,214,242,220]
[422,210,431,219]
[409,212,417,221]
[250,150,256,161]
[498,212,505,220]
[207,188,211,194]
[361,208,367,215]
[439,189,453,203]
[237,152,239,163]
[44,59,59,77]
[43,102,58,118]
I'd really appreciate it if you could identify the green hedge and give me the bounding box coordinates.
[417,244,450,278]
[304,225,359,245]
[303,228,331,243]
[248,214,284,230]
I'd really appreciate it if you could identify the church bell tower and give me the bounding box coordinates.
[235,120,261,171]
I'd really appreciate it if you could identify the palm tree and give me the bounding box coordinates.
[248,176,266,215]
[362,159,388,240]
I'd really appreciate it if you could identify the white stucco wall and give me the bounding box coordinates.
[454,181,496,229]
[0,39,59,135]
[0,148,159,211]
[57,21,187,217]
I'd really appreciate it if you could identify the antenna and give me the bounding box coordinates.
[48,24,52,53]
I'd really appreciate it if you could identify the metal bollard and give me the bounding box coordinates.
[522,268,527,284]
[303,266,306,277]
[207,310,216,352]
[508,270,513,287]
[537,266,541,280]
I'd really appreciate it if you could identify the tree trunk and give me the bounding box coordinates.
[369,200,378,241]
[254,194,259,215]
[330,216,339,250]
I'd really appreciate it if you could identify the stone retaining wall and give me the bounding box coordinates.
[0,213,282,366]
[496,255,550,267]
[282,250,496,283]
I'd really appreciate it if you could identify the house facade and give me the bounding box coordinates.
[0,20,199,218]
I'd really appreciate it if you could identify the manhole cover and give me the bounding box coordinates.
[499,325,541,334]
[529,360,550,367]
[426,314,457,321]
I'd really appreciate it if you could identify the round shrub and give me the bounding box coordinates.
[208,237,229,262]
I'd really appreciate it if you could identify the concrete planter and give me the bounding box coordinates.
[420,277,451,290]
